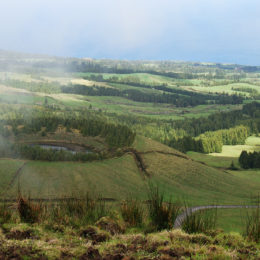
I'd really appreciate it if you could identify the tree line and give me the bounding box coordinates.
[167,102,260,137]
[239,150,260,169]
[1,113,136,148]
[84,74,244,105]
[167,125,249,153]
[62,83,243,107]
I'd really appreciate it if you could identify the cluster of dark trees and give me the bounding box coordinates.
[167,136,203,153]
[168,102,260,137]
[1,113,136,148]
[83,74,244,105]
[62,83,243,107]
[239,150,260,169]
[164,102,260,153]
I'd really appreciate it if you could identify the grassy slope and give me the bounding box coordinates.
[216,208,255,234]
[7,155,146,200]
[0,136,258,206]
[187,151,239,168]
[0,159,25,191]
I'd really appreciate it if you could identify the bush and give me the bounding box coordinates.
[17,195,42,223]
[120,198,143,227]
[147,185,181,231]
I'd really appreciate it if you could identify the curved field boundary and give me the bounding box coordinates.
[140,150,190,160]
[174,205,259,229]
[0,162,27,197]
[123,148,150,178]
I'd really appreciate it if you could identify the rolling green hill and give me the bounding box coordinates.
[0,136,259,205]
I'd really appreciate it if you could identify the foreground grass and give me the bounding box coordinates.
[0,220,259,259]
[0,193,259,259]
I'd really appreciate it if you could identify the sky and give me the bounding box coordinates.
[0,0,260,65]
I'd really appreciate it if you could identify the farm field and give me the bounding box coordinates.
[188,136,260,165]
[0,82,242,119]
[210,136,260,157]
[188,82,260,96]
[187,151,239,168]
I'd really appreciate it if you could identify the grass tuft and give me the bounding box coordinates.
[120,198,143,227]
[17,194,42,223]
[182,206,218,234]
[147,185,181,231]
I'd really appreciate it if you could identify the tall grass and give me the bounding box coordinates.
[0,202,12,224]
[147,185,181,231]
[17,194,42,223]
[40,194,109,227]
[182,206,218,234]
[120,198,143,227]
[245,199,260,242]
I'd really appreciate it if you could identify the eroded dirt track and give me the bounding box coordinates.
[0,162,27,197]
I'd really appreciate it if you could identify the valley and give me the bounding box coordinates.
[0,51,259,258]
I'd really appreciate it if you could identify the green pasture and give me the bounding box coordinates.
[216,208,258,234]
[0,159,25,191]
[187,152,239,168]
[55,94,241,120]
[190,82,259,96]
[2,149,258,205]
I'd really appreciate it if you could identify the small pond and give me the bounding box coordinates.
[29,144,93,154]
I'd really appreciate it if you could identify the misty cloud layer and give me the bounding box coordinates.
[0,0,260,64]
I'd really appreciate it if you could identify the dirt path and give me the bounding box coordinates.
[174,205,259,229]
[0,162,27,197]
[124,148,150,178]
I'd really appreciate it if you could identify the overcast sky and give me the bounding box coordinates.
[0,0,260,65]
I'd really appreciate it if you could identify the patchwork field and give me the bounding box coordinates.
[210,136,260,157]
[186,82,260,96]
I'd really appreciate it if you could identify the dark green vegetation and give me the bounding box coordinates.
[239,150,260,169]
[0,51,260,258]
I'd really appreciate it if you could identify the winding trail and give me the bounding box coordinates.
[0,162,27,197]
[174,205,259,229]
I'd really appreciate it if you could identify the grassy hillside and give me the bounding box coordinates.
[0,136,259,206]
[0,159,25,192]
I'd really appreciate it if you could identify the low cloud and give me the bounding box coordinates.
[0,0,259,64]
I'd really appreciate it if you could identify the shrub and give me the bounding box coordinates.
[147,185,181,231]
[120,198,143,227]
[17,195,42,223]
[0,202,12,224]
